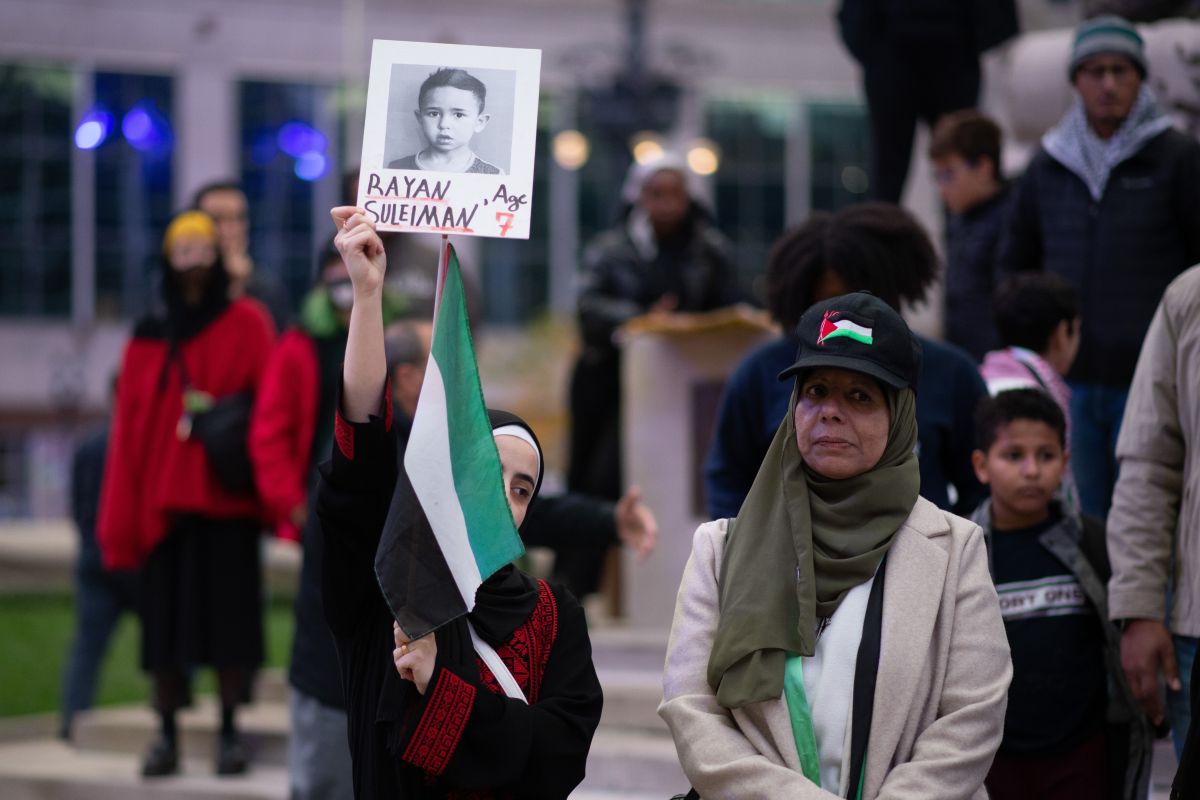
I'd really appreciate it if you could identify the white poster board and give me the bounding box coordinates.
[357,40,542,240]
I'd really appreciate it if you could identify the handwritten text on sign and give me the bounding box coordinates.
[362,173,529,237]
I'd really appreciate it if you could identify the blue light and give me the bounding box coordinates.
[122,101,173,154]
[294,152,328,181]
[277,122,328,159]
[74,109,113,150]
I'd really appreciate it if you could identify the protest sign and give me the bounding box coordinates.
[357,40,542,239]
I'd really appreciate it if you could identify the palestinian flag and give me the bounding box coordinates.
[817,311,873,346]
[374,242,525,638]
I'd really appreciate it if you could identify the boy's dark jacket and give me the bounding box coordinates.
[943,183,1012,363]
[971,501,1151,800]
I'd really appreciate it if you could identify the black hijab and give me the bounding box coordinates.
[378,408,546,731]
[134,250,231,343]
[469,409,544,646]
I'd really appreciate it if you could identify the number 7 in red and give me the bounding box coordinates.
[495,211,514,237]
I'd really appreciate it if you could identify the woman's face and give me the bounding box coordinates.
[168,235,216,273]
[495,435,538,528]
[794,367,891,479]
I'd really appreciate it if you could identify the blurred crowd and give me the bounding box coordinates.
[54,6,1200,800]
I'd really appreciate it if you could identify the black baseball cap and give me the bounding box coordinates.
[778,291,921,391]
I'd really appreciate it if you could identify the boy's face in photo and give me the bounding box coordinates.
[972,419,1068,528]
[415,86,490,154]
[932,154,997,215]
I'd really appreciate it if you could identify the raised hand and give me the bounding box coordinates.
[331,206,387,298]
[615,485,658,561]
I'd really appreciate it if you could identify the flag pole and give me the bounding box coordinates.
[432,234,450,329]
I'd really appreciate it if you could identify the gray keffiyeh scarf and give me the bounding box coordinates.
[1042,85,1174,201]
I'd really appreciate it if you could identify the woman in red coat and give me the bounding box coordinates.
[97,210,275,778]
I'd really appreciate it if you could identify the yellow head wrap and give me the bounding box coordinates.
[162,211,217,257]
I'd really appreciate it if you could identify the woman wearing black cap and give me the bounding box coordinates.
[316,206,602,800]
[661,292,1011,799]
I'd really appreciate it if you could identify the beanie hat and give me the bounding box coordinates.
[162,210,217,257]
[1069,15,1147,80]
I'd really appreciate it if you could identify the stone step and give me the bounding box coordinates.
[73,701,289,766]
[73,667,667,766]
[255,670,288,705]
[0,520,300,596]
[589,628,668,674]
[596,667,667,734]
[71,700,680,789]
[0,739,287,800]
[0,736,678,800]
[577,728,686,795]
[0,734,1182,800]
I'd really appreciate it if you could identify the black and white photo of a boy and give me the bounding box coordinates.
[388,67,504,174]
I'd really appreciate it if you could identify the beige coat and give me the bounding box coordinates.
[1109,264,1200,636]
[659,497,1011,800]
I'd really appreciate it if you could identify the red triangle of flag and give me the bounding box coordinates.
[818,312,838,345]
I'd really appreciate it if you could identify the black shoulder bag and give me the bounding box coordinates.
[172,348,257,496]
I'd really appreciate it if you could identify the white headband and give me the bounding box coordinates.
[493,425,542,478]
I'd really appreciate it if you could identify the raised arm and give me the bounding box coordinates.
[331,206,388,423]
[316,207,399,636]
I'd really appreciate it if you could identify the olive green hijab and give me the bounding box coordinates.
[706,380,919,708]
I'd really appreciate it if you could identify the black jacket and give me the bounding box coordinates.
[999,128,1200,386]
[973,502,1152,800]
[315,396,603,800]
[837,0,1018,62]
[944,183,1013,363]
[288,330,352,709]
[576,215,740,355]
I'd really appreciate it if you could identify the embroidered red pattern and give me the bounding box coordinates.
[382,381,393,431]
[333,383,394,461]
[475,580,558,704]
[333,409,354,460]
[401,668,475,776]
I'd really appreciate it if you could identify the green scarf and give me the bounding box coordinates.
[707,383,919,708]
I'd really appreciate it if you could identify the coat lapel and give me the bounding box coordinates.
[864,503,950,795]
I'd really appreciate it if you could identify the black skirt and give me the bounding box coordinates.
[140,514,264,672]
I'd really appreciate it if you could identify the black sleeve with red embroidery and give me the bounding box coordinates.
[397,585,603,798]
[315,381,397,638]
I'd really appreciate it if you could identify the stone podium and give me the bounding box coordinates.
[618,306,776,631]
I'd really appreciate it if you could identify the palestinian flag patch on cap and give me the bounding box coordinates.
[817,310,873,346]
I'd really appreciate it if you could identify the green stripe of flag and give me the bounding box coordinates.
[430,246,525,579]
[821,328,873,345]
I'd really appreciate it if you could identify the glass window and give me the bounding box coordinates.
[574,90,636,250]
[0,431,29,518]
[706,95,790,300]
[239,80,341,311]
[93,71,175,320]
[807,100,870,212]
[478,98,552,326]
[0,64,73,317]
